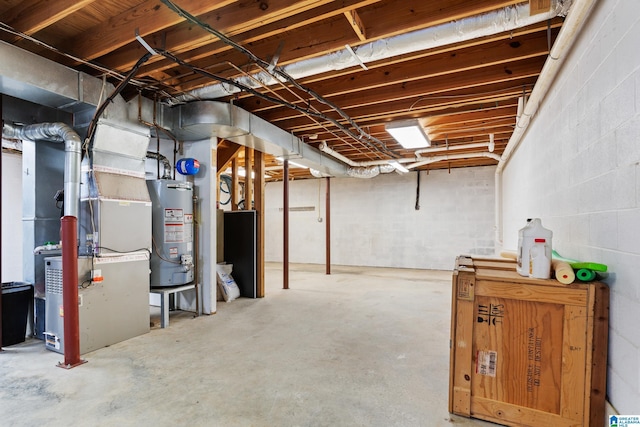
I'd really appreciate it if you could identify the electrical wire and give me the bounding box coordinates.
[156,49,395,159]
[94,246,151,256]
[0,22,135,84]
[151,235,182,265]
[84,52,154,150]
[159,0,396,158]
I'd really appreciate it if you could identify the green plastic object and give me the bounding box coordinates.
[575,268,596,282]
[551,250,608,272]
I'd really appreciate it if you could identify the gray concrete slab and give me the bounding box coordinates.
[0,263,497,427]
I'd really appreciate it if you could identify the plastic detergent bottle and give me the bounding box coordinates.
[529,238,551,279]
[517,218,552,277]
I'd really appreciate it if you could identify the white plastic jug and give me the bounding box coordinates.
[529,238,551,279]
[517,218,552,277]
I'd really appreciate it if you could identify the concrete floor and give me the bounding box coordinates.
[0,263,496,427]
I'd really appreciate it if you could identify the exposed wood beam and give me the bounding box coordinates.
[151,0,520,81]
[257,57,544,126]
[269,76,538,131]
[247,30,553,117]
[344,9,367,41]
[159,0,552,93]
[216,140,243,175]
[0,0,97,36]
[356,0,520,41]
[423,105,517,126]
[314,103,518,143]
[231,157,240,211]
[244,146,253,210]
[62,0,237,61]
[279,78,535,133]
[429,125,514,141]
[254,150,265,298]
[219,18,562,101]
[103,0,381,73]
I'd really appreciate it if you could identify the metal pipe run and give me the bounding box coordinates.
[58,216,85,369]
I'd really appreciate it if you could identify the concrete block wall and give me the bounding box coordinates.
[501,0,640,414]
[265,166,495,270]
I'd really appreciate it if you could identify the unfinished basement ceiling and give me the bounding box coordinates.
[0,0,564,180]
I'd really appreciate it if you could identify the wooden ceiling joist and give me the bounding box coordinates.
[344,9,367,41]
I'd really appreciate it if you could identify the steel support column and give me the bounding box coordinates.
[58,216,86,369]
[283,160,289,290]
[326,177,331,275]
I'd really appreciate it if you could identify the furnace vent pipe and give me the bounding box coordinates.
[146,151,172,179]
[177,1,569,102]
[2,122,81,217]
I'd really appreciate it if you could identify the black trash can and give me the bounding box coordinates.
[1,282,34,347]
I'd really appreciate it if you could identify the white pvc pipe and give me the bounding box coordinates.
[318,142,359,167]
[177,1,568,102]
[415,142,490,158]
[406,152,501,169]
[494,0,598,251]
[319,141,501,174]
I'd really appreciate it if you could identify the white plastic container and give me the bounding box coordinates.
[529,238,551,279]
[516,218,552,277]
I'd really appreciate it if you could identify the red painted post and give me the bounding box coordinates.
[59,216,85,369]
[283,160,289,290]
[325,177,331,275]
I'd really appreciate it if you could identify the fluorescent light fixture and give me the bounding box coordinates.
[276,157,308,169]
[385,119,430,149]
[389,160,409,173]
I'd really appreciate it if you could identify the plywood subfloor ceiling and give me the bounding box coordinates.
[0,0,564,180]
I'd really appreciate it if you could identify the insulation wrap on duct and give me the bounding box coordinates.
[346,164,395,178]
[347,166,380,179]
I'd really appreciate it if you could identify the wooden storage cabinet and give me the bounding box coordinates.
[449,256,609,427]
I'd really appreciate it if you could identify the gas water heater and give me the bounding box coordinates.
[147,180,195,287]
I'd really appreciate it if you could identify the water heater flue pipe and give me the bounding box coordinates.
[146,151,172,179]
[2,122,82,218]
